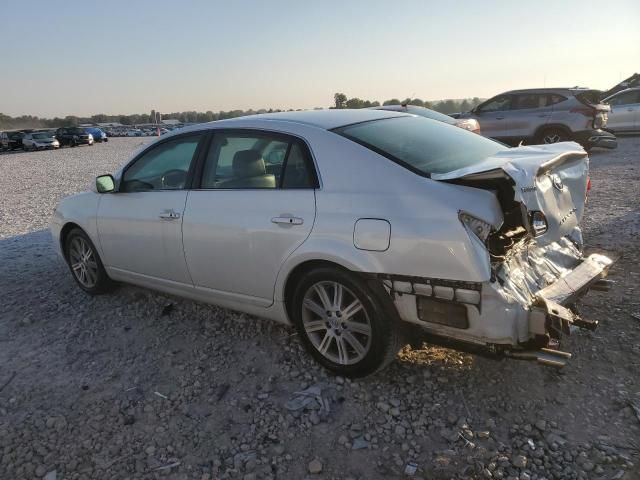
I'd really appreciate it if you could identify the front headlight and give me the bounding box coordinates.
[459,211,492,243]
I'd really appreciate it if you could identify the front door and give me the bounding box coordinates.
[97,132,207,284]
[182,129,318,305]
[473,95,512,141]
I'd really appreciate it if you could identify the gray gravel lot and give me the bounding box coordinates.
[0,137,639,480]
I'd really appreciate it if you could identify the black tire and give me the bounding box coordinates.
[536,127,569,145]
[64,228,114,295]
[291,267,403,377]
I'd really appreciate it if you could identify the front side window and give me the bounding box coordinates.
[478,95,512,113]
[200,131,315,189]
[121,134,203,192]
[335,116,507,176]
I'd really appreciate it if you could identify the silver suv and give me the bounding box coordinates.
[458,88,617,150]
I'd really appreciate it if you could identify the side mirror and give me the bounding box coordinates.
[96,174,115,193]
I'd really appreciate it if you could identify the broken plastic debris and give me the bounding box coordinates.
[285,384,334,417]
[404,461,418,476]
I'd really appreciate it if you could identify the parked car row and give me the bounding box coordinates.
[0,127,112,152]
[106,127,171,137]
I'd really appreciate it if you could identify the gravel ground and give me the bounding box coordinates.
[0,137,639,480]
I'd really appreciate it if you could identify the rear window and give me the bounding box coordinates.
[575,90,602,106]
[334,116,507,176]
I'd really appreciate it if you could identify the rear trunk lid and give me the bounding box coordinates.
[432,142,588,246]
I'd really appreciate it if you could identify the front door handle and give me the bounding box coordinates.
[495,116,505,120]
[159,210,181,220]
[271,215,303,225]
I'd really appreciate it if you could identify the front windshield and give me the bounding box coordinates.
[335,116,507,175]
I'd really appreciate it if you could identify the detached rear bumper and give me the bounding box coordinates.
[528,253,613,338]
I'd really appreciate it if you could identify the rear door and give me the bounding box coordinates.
[506,93,552,140]
[182,129,317,305]
[607,90,640,131]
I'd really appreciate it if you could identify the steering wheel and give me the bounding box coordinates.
[161,169,187,189]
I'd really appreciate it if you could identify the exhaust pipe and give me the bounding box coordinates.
[590,279,614,292]
[507,348,572,368]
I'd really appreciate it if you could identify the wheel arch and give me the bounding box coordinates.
[282,259,352,321]
[59,222,83,259]
[534,123,573,141]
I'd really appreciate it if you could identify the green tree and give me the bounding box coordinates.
[383,98,400,106]
[334,93,347,109]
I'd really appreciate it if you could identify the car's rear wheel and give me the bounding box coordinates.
[64,228,114,294]
[537,127,569,145]
[291,267,402,377]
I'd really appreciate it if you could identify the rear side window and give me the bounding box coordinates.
[200,131,316,189]
[512,94,546,110]
[547,94,567,106]
[335,116,507,176]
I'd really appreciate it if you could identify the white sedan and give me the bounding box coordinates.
[51,110,612,376]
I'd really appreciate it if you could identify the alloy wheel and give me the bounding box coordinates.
[69,236,98,288]
[543,133,562,144]
[301,281,372,365]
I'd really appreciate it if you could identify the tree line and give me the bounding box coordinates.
[0,94,484,130]
[332,93,483,114]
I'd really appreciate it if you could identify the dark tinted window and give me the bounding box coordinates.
[335,116,507,176]
[547,94,567,106]
[513,94,543,110]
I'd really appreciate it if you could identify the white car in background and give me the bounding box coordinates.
[603,87,640,133]
[126,129,144,137]
[22,131,60,150]
[374,104,481,134]
[51,110,612,376]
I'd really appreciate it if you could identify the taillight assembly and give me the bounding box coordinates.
[586,176,591,202]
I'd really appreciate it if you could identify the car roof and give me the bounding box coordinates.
[215,109,409,130]
[604,86,640,98]
[502,88,593,95]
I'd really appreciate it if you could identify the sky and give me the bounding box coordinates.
[1,0,638,118]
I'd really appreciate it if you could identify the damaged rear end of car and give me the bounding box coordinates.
[335,115,614,368]
[417,142,614,365]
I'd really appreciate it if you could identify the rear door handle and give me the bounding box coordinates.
[159,210,181,220]
[271,215,303,225]
[495,116,505,120]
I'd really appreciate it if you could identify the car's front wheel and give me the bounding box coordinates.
[291,267,402,377]
[64,228,114,294]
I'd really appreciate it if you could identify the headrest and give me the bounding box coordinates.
[232,150,266,178]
